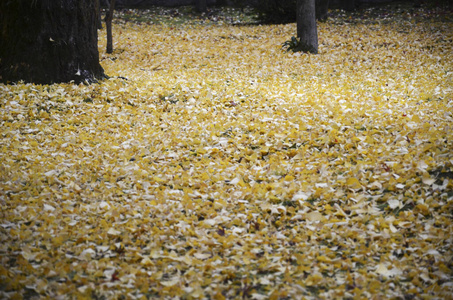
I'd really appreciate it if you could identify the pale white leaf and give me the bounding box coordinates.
[107,228,121,236]
[43,204,55,212]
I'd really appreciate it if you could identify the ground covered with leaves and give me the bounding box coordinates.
[1,4,452,299]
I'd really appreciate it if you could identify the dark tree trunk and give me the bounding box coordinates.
[97,0,111,30]
[195,0,207,13]
[316,0,330,21]
[96,0,103,29]
[106,0,116,54]
[296,0,318,54]
[0,0,106,85]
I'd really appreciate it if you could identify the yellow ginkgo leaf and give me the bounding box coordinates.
[346,177,361,189]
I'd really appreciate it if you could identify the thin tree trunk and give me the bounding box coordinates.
[0,0,105,84]
[296,0,318,54]
[106,0,116,54]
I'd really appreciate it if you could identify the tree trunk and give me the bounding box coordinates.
[96,0,103,29]
[296,0,318,54]
[195,0,207,13]
[316,0,330,21]
[0,0,106,84]
[106,0,116,54]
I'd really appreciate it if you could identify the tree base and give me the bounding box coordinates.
[0,0,106,85]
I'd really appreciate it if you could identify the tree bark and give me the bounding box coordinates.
[195,0,207,13]
[106,0,116,54]
[296,0,318,54]
[96,0,103,29]
[0,0,106,84]
[316,0,330,21]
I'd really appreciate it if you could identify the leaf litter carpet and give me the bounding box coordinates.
[0,5,452,300]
